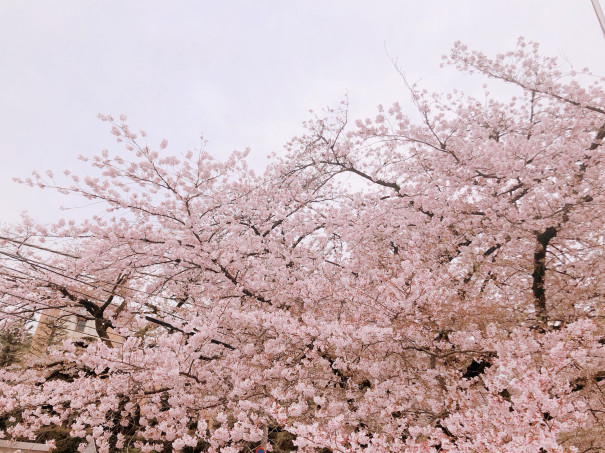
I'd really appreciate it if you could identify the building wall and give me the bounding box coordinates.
[30,309,121,353]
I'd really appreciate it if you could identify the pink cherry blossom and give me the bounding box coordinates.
[0,38,604,452]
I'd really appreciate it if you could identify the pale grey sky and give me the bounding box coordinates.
[1,1,604,224]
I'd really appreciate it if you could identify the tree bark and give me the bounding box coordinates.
[531,226,557,325]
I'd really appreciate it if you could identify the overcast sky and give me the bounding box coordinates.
[1,1,604,225]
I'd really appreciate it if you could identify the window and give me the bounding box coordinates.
[75,316,87,333]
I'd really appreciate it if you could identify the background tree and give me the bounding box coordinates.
[0,39,603,452]
[0,320,31,368]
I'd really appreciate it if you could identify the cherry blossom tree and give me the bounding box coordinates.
[0,38,604,452]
